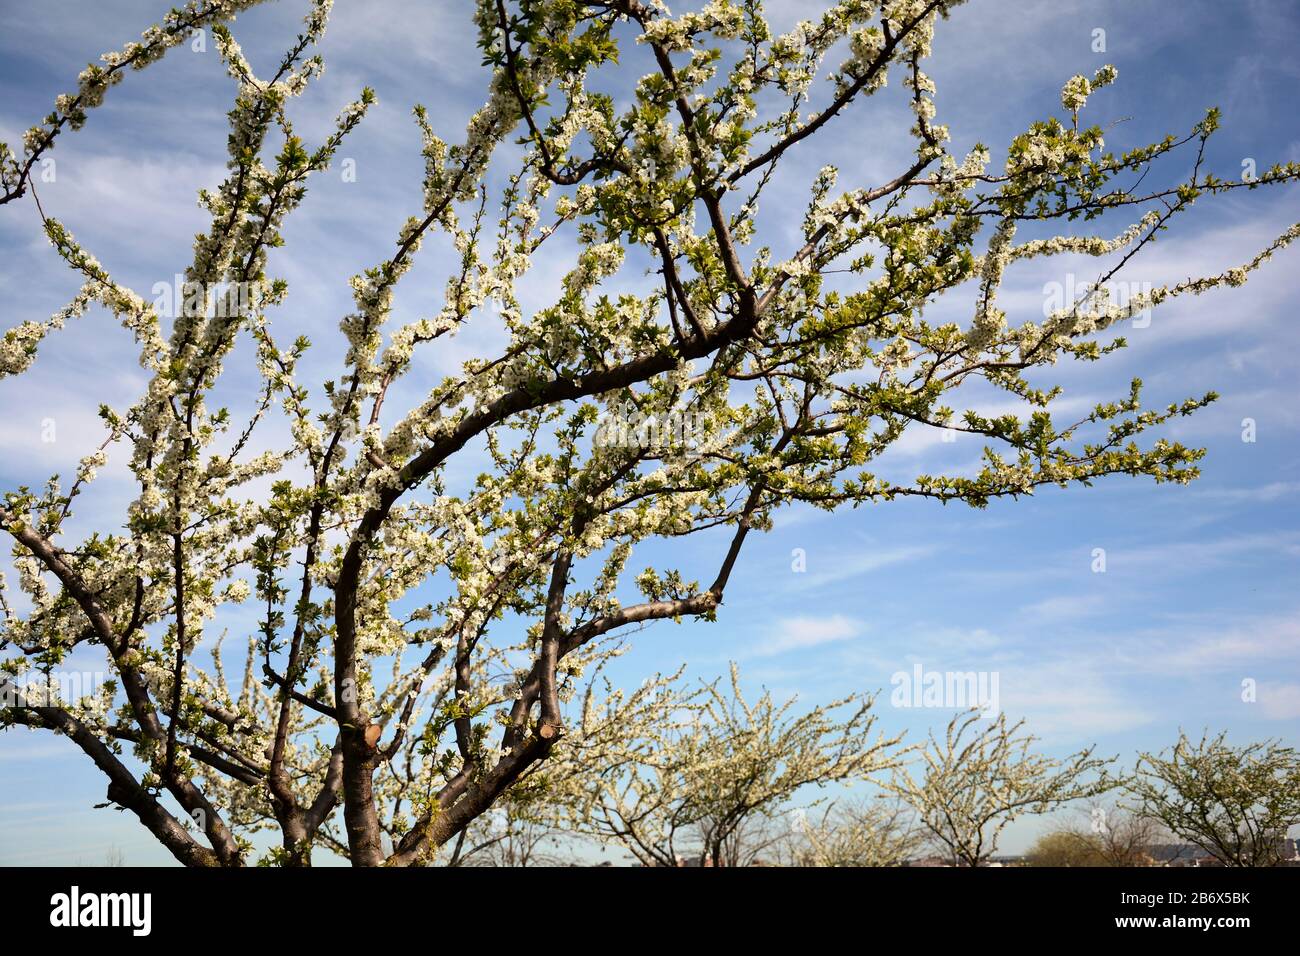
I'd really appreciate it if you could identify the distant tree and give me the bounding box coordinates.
[572,665,903,866]
[1128,731,1300,867]
[2,0,1298,866]
[446,660,690,865]
[447,783,572,867]
[1027,803,1164,867]
[783,798,923,867]
[1025,830,1105,867]
[893,710,1115,866]
[693,815,788,868]
[1077,801,1166,866]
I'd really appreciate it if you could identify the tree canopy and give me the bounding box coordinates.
[2,0,1297,866]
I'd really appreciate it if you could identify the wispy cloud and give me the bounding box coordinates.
[750,614,863,658]
[795,543,937,590]
[1256,682,1300,721]
[1193,481,1300,504]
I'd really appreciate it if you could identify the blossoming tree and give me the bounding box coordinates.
[2,0,1298,866]
[892,710,1116,865]
[568,664,905,866]
[1129,732,1300,867]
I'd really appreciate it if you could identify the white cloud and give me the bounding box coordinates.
[796,542,937,590]
[1138,615,1300,673]
[1016,594,1101,627]
[1194,481,1300,504]
[751,614,862,657]
[997,659,1157,739]
[1257,682,1300,721]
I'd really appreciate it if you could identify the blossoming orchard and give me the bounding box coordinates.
[1,0,1298,869]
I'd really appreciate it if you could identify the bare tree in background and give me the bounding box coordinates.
[1027,801,1166,867]
[447,784,574,867]
[782,798,923,866]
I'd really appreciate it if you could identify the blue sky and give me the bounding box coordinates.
[1,0,1298,864]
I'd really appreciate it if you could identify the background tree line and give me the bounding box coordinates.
[445,669,1300,867]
